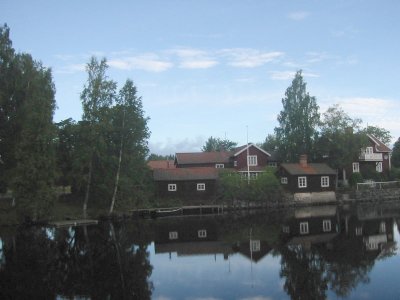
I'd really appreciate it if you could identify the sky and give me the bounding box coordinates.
[2,0,400,155]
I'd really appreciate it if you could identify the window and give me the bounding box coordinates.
[234,161,238,167]
[250,173,258,180]
[355,226,363,236]
[376,162,383,173]
[298,177,307,188]
[352,162,360,173]
[282,225,290,233]
[300,222,309,234]
[247,155,258,166]
[281,177,288,184]
[321,176,329,187]
[380,221,386,233]
[198,229,207,238]
[268,162,277,167]
[250,240,261,252]
[323,220,332,232]
[197,183,206,191]
[169,231,178,240]
[366,147,373,154]
[215,164,224,168]
[168,184,177,191]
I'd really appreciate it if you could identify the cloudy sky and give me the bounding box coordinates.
[2,0,400,154]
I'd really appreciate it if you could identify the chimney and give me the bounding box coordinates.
[299,154,308,167]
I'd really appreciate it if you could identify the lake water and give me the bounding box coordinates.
[1,202,400,299]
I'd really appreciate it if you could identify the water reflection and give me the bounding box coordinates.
[0,203,399,299]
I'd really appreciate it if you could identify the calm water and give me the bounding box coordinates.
[1,203,400,300]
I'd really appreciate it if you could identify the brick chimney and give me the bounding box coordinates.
[299,154,308,167]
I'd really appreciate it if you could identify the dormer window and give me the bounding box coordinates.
[365,147,373,154]
[215,164,224,168]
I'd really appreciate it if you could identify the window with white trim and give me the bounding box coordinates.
[355,226,363,236]
[281,177,288,184]
[376,162,383,173]
[234,161,238,167]
[366,147,373,154]
[198,229,207,238]
[197,183,206,191]
[250,240,261,252]
[352,162,360,173]
[268,162,277,167]
[298,177,307,188]
[247,155,258,166]
[169,231,178,240]
[321,176,329,187]
[323,220,332,232]
[300,222,309,234]
[282,225,290,233]
[168,184,177,191]
[380,221,386,233]
[215,164,225,168]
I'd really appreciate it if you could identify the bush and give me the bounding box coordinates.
[349,172,363,187]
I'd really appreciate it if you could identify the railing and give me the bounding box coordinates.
[357,181,400,191]
[359,152,383,161]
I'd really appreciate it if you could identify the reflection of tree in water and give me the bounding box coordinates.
[0,221,153,299]
[276,234,377,300]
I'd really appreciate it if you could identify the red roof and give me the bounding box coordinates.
[153,167,219,181]
[280,163,336,176]
[147,160,176,170]
[175,151,231,165]
[367,134,391,153]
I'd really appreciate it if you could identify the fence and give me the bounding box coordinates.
[357,181,400,191]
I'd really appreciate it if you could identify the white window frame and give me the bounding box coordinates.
[352,162,360,173]
[197,183,206,191]
[268,162,278,167]
[376,162,383,173]
[198,229,207,238]
[169,231,178,240]
[380,221,386,233]
[250,240,261,252]
[281,177,288,184]
[168,184,177,192]
[366,147,373,154]
[234,161,238,167]
[300,222,309,235]
[247,155,258,166]
[282,225,290,233]
[321,176,329,187]
[298,176,307,188]
[355,226,363,236]
[323,220,332,232]
[215,163,225,169]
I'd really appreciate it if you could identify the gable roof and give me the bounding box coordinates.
[153,167,219,181]
[233,143,271,157]
[175,151,231,165]
[280,163,336,176]
[367,134,391,153]
[148,160,176,170]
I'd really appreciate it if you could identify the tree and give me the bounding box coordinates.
[362,125,392,146]
[147,153,174,161]
[201,136,237,152]
[80,57,117,217]
[392,137,400,168]
[315,104,367,185]
[0,24,56,220]
[275,70,320,162]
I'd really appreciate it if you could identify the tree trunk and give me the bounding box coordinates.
[109,109,126,215]
[83,156,93,219]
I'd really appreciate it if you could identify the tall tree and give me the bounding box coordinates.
[201,136,237,152]
[0,25,56,220]
[275,70,320,162]
[80,57,117,217]
[362,125,392,146]
[392,137,400,168]
[109,79,150,214]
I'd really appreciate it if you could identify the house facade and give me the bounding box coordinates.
[349,134,392,179]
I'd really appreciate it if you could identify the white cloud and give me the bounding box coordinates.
[239,297,273,300]
[179,59,218,69]
[108,54,173,72]
[287,11,310,21]
[169,48,218,69]
[55,63,86,74]
[149,136,205,155]
[221,48,284,68]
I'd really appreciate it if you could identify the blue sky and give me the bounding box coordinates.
[2,0,400,155]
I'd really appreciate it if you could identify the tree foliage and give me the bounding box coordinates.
[392,137,400,168]
[0,24,57,220]
[275,70,320,162]
[361,125,392,146]
[201,136,237,152]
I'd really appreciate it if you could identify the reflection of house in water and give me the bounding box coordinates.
[342,204,396,256]
[281,205,339,250]
[154,217,233,259]
[153,216,274,263]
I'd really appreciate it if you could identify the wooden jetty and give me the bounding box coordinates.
[48,219,98,228]
[131,204,225,219]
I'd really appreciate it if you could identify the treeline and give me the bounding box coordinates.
[0,25,152,221]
